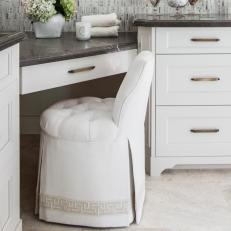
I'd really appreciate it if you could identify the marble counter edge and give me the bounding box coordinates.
[0,32,25,51]
[133,14,231,27]
[133,20,231,27]
[20,43,137,67]
[20,32,138,67]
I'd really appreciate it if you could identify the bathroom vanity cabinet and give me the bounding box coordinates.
[135,15,231,176]
[0,32,24,231]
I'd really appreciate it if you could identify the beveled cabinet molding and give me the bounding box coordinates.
[138,27,231,176]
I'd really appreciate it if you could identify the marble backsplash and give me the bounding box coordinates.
[0,0,230,32]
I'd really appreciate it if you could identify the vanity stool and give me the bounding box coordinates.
[36,51,154,228]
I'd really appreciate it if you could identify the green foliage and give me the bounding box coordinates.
[55,0,76,21]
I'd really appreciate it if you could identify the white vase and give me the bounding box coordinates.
[33,14,65,39]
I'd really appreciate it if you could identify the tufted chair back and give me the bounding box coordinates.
[113,51,155,130]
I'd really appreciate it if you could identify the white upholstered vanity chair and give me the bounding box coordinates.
[36,51,154,228]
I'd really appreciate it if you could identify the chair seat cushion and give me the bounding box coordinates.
[40,97,118,142]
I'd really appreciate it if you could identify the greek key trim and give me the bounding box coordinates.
[40,194,129,216]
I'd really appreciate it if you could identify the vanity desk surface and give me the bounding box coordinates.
[0,31,24,51]
[134,14,231,27]
[20,32,137,94]
[20,32,137,67]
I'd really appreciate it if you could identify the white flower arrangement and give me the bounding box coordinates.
[23,0,57,23]
[23,0,76,23]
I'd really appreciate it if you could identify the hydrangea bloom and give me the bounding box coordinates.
[23,0,76,23]
[24,0,57,23]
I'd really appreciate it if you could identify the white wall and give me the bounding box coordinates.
[0,0,229,32]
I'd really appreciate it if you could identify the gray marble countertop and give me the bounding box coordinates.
[20,32,137,67]
[134,14,231,27]
[0,32,24,51]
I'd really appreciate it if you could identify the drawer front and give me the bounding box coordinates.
[156,54,231,106]
[156,106,231,157]
[0,48,12,90]
[21,50,137,94]
[0,45,19,91]
[156,27,231,54]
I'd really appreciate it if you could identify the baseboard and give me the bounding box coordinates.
[20,115,40,134]
[175,164,231,169]
[15,220,22,231]
[151,156,231,176]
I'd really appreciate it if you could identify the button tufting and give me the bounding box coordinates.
[40,97,118,142]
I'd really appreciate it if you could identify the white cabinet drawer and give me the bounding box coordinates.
[156,106,231,157]
[156,54,231,106]
[156,28,231,54]
[0,48,12,91]
[20,50,137,94]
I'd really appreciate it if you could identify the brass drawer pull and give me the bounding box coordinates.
[191,38,220,42]
[68,66,95,74]
[191,77,220,82]
[190,129,220,133]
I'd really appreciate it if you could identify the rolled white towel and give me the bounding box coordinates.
[91,26,119,37]
[82,13,121,27]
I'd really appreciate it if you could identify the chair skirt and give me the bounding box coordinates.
[36,131,135,228]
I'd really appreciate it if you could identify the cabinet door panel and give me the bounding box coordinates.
[0,160,19,231]
[0,179,10,230]
[0,171,12,231]
[0,44,20,231]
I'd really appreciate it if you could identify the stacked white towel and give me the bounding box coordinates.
[81,13,120,37]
